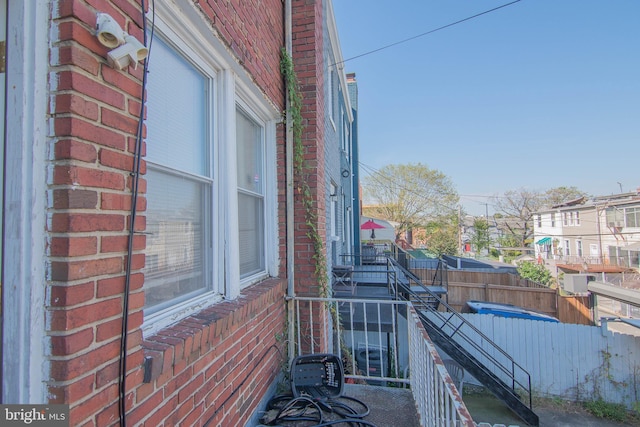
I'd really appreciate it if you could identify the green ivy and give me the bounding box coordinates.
[280,48,330,298]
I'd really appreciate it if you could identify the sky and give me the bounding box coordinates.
[332,0,640,215]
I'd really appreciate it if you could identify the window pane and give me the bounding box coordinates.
[238,192,265,277]
[145,168,210,312]
[626,208,639,228]
[146,37,208,175]
[236,108,265,279]
[236,110,263,194]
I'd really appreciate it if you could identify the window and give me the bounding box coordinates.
[237,108,265,279]
[329,183,337,239]
[575,211,580,225]
[626,207,640,228]
[142,15,278,333]
[564,240,570,256]
[563,212,568,226]
[576,240,583,257]
[145,36,212,315]
[551,212,556,227]
[536,215,542,228]
[605,207,625,227]
[329,68,336,126]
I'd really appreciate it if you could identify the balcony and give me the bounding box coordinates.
[286,295,474,427]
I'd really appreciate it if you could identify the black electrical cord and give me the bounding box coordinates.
[263,393,375,427]
[119,1,154,426]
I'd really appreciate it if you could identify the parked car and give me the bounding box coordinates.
[462,300,560,323]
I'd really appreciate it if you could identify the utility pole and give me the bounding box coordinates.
[458,205,462,255]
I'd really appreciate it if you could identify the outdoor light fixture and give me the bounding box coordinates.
[96,13,148,70]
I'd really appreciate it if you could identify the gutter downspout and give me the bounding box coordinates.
[284,0,295,364]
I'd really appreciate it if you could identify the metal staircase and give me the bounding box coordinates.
[387,257,540,427]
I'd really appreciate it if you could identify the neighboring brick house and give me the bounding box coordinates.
[1,1,354,426]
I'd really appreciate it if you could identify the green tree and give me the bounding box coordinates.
[496,233,522,261]
[362,163,459,240]
[469,218,491,254]
[423,214,459,256]
[517,261,554,287]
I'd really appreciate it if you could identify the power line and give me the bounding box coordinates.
[333,0,522,67]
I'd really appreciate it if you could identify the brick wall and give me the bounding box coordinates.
[47,1,288,426]
[292,0,328,298]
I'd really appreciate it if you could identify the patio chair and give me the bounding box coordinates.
[443,359,465,396]
[332,265,355,295]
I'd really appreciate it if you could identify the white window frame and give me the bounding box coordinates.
[143,2,279,336]
[329,183,338,240]
[3,0,48,403]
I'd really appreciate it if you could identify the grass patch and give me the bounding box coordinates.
[583,399,627,422]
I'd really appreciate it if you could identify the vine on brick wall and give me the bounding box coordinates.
[280,48,330,298]
[280,49,361,378]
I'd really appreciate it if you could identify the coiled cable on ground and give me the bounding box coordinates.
[262,393,377,427]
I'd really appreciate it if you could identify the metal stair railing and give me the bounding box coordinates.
[386,256,539,426]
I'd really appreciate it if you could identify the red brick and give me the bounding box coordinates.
[126,389,163,427]
[102,66,144,99]
[51,328,94,356]
[54,139,98,163]
[101,234,145,254]
[51,213,125,233]
[52,189,98,209]
[56,44,100,75]
[55,0,95,25]
[50,236,98,257]
[54,165,125,190]
[51,256,123,282]
[95,402,119,427]
[96,360,119,389]
[141,395,178,427]
[99,148,135,172]
[68,384,119,427]
[58,70,126,110]
[55,93,99,119]
[102,108,139,135]
[96,318,121,343]
[48,374,95,404]
[50,297,123,331]
[50,282,96,307]
[55,116,127,150]
[178,373,204,404]
[100,192,131,211]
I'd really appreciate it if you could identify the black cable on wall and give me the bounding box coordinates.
[119,1,152,425]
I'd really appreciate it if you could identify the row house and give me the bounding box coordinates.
[1,1,357,426]
[533,190,640,271]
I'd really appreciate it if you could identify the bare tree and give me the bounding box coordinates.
[493,186,586,247]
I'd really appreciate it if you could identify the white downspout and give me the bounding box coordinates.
[285,0,295,364]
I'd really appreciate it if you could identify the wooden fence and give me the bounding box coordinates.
[413,268,594,325]
[413,268,544,288]
[444,313,640,408]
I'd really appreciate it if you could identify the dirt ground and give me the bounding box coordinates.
[463,388,640,427]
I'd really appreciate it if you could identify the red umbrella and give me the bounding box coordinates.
[361,219,384,239]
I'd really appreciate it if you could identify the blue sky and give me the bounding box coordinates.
[332,0,640,215]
